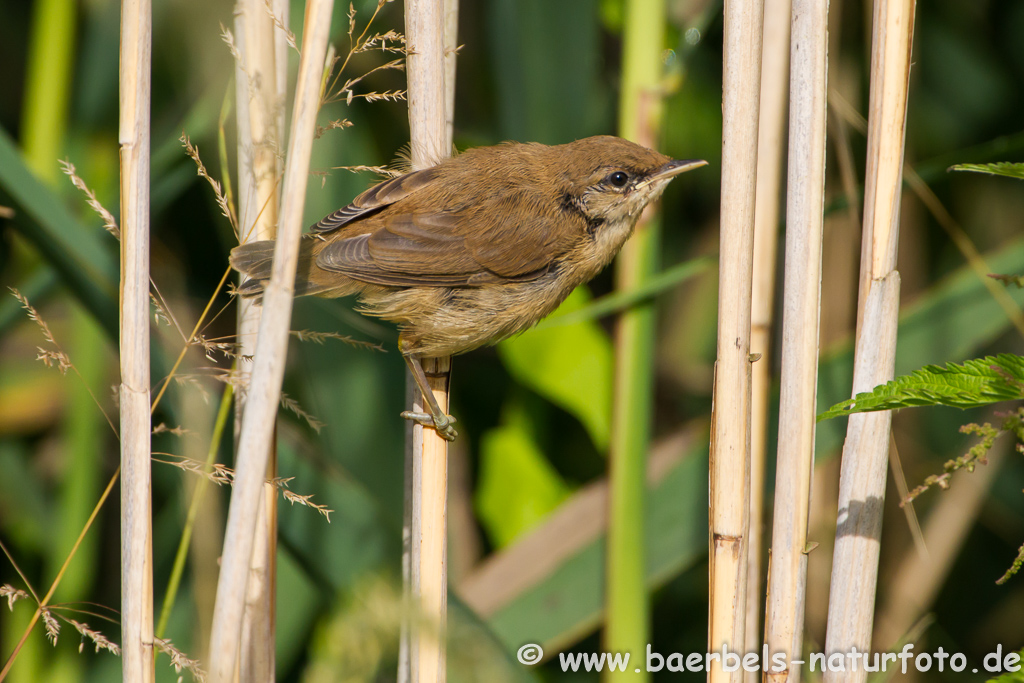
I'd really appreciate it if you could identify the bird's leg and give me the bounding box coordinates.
[400,349,458,441]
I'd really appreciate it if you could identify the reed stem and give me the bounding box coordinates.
[708,0,763,679]
[118,0,155,678]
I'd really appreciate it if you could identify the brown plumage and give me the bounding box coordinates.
[230,135,705,439]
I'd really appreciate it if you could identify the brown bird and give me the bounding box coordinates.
[231,135,706,440]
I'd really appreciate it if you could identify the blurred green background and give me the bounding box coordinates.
[1,0,1024,681]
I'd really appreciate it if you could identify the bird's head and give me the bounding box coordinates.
[555,136,707,231]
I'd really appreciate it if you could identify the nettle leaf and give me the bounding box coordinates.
[818,354,1024,422]
[949,162,1024,181]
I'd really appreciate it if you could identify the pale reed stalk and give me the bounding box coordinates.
[206,2,335,680]
[823,1,916,679]
[118,0,155,679]
[708,0,763,680]
[762,0,829,681]
[745,0,790,674]
[234,0,288,678]
[402,1,454,682]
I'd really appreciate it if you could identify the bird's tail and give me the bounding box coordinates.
[230,237,349,299]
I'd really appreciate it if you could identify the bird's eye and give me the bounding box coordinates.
[606,171,630,188]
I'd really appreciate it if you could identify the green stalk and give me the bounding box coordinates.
[17,4,83,680]
[538,256,713,330]
[604,0,667,679]
[20,0,77,182]
[156,382,234,638]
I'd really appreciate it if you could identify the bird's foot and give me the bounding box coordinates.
[401,411,458,441]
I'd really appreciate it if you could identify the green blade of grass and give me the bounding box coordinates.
[0,125,118,338]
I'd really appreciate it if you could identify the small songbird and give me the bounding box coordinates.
[231,135,706,440]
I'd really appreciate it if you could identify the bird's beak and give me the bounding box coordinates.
[651,159,708,181]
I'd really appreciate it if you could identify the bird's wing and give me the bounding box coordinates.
[315,188,581,287]
[311,167,440,233]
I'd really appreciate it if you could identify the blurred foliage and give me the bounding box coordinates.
[0,0,1023,681]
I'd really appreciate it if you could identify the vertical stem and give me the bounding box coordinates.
[21,0,76,179]
[118,0,154,680]
[604,0,665,679]
[746,0,791,673]
[823,0,915,678]
[403,1,454,682]
[708,0,763,679]
[206,2,335,680]
[234,0,288,677]
[762,0,829,681]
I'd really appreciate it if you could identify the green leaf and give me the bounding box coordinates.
[534,256,713,330]
[482,439,708,656]
[818,354,1024,422]
[949,161,1024,180]
[987,647,1024,683]
[499,287,613,449]
[815,236,1024,454]
[0,124,118,337]
[476,407,573,549]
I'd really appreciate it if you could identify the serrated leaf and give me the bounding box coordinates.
[498,287,612,449]
[818,353,1024,422]
[950,162,1024,180]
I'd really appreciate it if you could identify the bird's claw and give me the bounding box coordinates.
[401,411,459,441]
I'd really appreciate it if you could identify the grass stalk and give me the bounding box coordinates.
[745,0,791,671]
[20,0,76,181]
[708,0,763,678]
[762,0,829,679]
[603,0,667,679]
[155,382,234,639]
[118,0,155,679]
[402,1,454,681]
[0,128,119,337]
[822,0,916,678]
[206,2,335,680]
[20,0,103,653]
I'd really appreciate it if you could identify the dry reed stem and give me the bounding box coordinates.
[118,0,155,679]
[233,0,289,676]
[762,0,829,680]
[206,2,335,680]
[745,0,791,672]
[443,0,459,146]
[708,0,763,679]
[823,0,915,675]
[403,1,453,681]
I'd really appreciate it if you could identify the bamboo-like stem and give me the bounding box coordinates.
[762,0,829,680]
[206,2,335,680]
[119,0,155,680]
[234,0,288,677]
[402,2,453,682]
[443,0,459,147]
[603,1,666,680]
[823,0,916,677]
[745,0,790,671]
[708,0,763,678]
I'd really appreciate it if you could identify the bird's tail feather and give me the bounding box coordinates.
[230,237,350,299]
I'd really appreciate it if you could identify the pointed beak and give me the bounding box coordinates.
[651,158,708,181]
